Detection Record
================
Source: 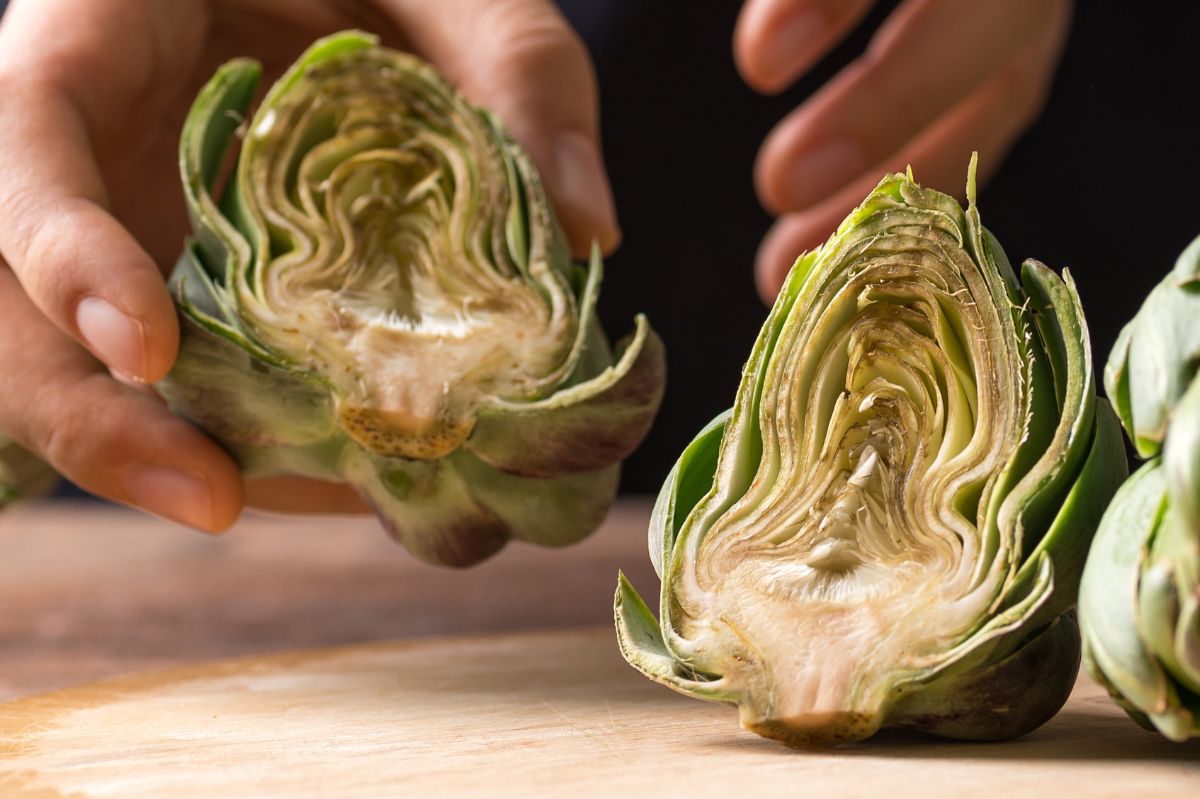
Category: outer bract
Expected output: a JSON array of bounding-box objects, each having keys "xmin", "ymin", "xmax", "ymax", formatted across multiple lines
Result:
[
  {"xmin": 0, "ymin": 437, "xmax": 56, "ymax": 510},
  {"xmin": 615, "ymin": 159, "xmax": 1126, "ymax": 747},
  {"xmin": 1080, "ymin": 236, "xmax": 1200, "ymax": 741},
  {"xmin": 159, "ymin": 31, "xmax": 664, "ymax": 566}
]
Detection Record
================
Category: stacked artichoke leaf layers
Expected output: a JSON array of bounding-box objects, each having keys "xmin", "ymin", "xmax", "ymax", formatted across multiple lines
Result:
[
  {"xmin": 1080, "ymin": 235, "xmax": 1200, "ymax": 741},
  {"xmin": 161, "ymin": 31, "xmax": 664, "ymax": 565},
  {"xmin": 616, "ymin": 160, "xmax": 1127, "ymax": 746}
]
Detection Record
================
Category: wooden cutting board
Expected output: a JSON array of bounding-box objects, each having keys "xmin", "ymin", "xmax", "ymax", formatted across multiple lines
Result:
[{"xmin": 0, "ymin": 628, "xmax": 1196, "ymax": 799}]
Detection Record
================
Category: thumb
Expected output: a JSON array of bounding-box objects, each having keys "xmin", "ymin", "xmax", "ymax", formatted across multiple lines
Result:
[{"xmin": 381, "ymin": 0, "xmax": 619, "ymax": 256}]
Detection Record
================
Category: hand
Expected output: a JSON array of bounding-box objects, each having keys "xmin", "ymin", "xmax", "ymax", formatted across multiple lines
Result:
[
  {"xmin": 735, "ymin": 0, "xmax": 1071, "ymax": 301},
  {"xmin": 0, "ymin": 0, "xmax": 617, "ymax": 532}
]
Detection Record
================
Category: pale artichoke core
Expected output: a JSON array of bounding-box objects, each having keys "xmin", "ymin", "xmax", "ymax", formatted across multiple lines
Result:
[
  {"xmin": 235, "ymin": 56, "xmax": 575, "ymax": 459},
  {"xmin": 678, "ymin": 250, "xmax": 1019, "ymax": 736}
]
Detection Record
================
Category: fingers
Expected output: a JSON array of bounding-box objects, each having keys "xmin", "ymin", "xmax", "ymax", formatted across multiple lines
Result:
[
  {"xmin": 379, "ymin": 0, "xmax": 619, "ymax": 257},
  {"xmin": 0, "ymin": 269, "xmax": 244, "ymax": 532},
  {"xmin": 755, "ymin": 0, "xmax": 1070, "ymax": 215},
  {"xmin": 0, "ymin": 83, "xmax": 178, "ymax": 381},
  {"xmin": 0, "ymin": 0, "xmax": 196, "ymax": 381},
  {"xmin": 754, "ymin": 38, "xmax": 1062, "ymax": 301},
  {"xmin": 735, "ymin": 0, "xmax": 875, "ymax": 94}
]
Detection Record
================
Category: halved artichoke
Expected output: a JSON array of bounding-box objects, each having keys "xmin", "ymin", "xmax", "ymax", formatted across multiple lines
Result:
[
  {"xmin": 159, "ymin": 31, "xmax": 663, "ymax": 565},
  {"xmin": 615, "ymin": 159, "xmax": 1127, "ymax": 746},
  {"xmin": 1080, "ymin": 236, "xmax": 1200, "ymax": 741}
]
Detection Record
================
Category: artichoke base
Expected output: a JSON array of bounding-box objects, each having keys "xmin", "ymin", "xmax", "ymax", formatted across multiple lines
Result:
[
  {"xmin": 338, "ymin": 403, "xmax": 474, "ymax": 460},
  {"xmin": 742, "ymin": 710, "xmax": 881, "ymax": 749}
]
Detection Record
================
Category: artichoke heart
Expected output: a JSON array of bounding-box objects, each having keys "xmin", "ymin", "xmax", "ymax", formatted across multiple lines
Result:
[
  {"xmin": 616, "ymin": 158, "xmax": 1126, "ymax": 746},
  {"xmin": 1080, "ymin": 235, "xmax": 1200, "ymax": 741},
  {"xmin": 159, "ymin": 31, "xmax": 664, "ymax": 566}
]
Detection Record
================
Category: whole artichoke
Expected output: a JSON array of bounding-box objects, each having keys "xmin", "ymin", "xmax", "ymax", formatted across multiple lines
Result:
[
  {"xmin": 1080, "ymin": 236, "xmax": 1200, "ymax": 741},
  {"xmin": 160, "ymin": 31, "xmax": 663, "ymax": 565},
  {"xmin": 615, "ymin": 159, "xmax": 1126, "ymax": 746}
]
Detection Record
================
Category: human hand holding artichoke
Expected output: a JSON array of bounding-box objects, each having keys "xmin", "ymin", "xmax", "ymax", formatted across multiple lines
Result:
[
  {"xmin": 0, "ymin": 0, "xmax": 617, "ymax": 532},
  {"xmin": 616, "ymin": 158, "xmax": 1126, "ymax": 746},
  {"xmin": 152, "ymin": 31, "xmax": 662, "ymax": 565}
]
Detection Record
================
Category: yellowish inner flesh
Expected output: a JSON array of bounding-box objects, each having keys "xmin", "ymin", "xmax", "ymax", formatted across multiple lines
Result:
[
  {"xmin": 679, "ymin": 254, "xmax": 1017, "ymax": 729},
  {"xmin": 236, "ymin": 58, "xmax": 574, "ymax": 457}
]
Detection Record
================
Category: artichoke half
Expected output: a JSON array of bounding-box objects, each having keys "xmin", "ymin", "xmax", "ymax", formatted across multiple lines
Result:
[
  {"xmin": 160, "ymin": 31, "xmax": 663, "ymax": 565},
  {"xmin": 615, "ymin": 159, "xmax": 1127, "ymax": 746},
  {"xmin": 1080, "ymin": 236, "xmax": 1200, "ymax": 740}
]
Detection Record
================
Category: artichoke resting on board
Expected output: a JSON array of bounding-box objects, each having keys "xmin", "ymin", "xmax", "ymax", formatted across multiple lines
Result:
[
  {"xmin": 159, "ymin": 31, "xmax": 663, "ymax": 565},
  {"xmin": 616, "ymin": 158, "xmax": 1126, "ymax": 746},
  {"xmin": 1080, "ymin": 236, "xmax": 1200, "ymax": 741}
]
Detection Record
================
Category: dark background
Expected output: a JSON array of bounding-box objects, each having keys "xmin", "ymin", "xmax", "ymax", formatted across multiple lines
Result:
[
  {"xmin": 3, "ymin": 1, "xmax": 1198, "ymax": 496},
  {"xmin": 558, "ymin": 1, "xmax": 1200, "ymax": 492}
]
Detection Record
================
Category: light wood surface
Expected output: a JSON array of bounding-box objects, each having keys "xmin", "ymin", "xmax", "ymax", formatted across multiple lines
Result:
[
  {"xmin": 0, "ymin": 500, "xmax": 656, "ymax": 699},
  {"xmin": 1, "ymin": 628, "xmax": 1198, "ymax": 799},
  {"xmin": 1, "ymin": 502, "xmax": 1197, "ymax": 798}
]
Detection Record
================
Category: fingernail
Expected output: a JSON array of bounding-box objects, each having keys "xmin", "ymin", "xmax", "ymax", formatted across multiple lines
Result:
[
  {"xmin": 552, "ymin": 131, "xmax": 620, "ymax": 249},
  {"xmin": 76, "ymin": 297, "xmax": 147, "ymax": 381},
  {"xmin": 786, "ymin": 140, "xmax": 868, "ymax": 209},
  {"xmin": 121, "ymin": 464, "xmax": 216, "ymax": 532},
  {"xmin": 758, "ymin": 10, "xmax": 826, "ymax": 88}
]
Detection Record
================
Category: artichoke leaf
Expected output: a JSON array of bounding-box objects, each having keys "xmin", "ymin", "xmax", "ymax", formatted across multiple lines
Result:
[
  {"xmin": 159, "ymin": 31, "xmax": 662, "ymax": 565},
  {"xmin": 1080, "ymin": 233, "xmax": 1200, "ymax": 740},
  {"xmin": 617, "ymin": 158, "xmax": 1122, "ymax": 746},
  {"xmin": 1080, "ymin": 461, "xmax": 1197, "ymax": 740},
  {"xmin": 1106, "ymin": 235, "xmax": 1200, "ymax": 456},
  {"xmin": 0, "ymin": 437, "xmax": 57, "ymax": 509},
  {"xmin": 889, "ymin": 612, "xmax": 1081, "ymax": 741},
  {"xmin": 648, "ymin": 410, "xmax": 732, "ymax": 578},
  {"xmin": 614, "ymin": 572, "xmax": 738, "ymax": 704}
]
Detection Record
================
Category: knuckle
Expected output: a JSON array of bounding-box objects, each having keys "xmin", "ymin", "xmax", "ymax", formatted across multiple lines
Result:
[
  {"xmin": 480, "ymin": 2, "xmax": 590, "ymax": 81},
  {"xmin": 8, "ymin": 195, "xmax": 88, "ymax": 310},
  {"xmin": 29, "ymin": 373, "xmax": 109, "ymax": 479}
]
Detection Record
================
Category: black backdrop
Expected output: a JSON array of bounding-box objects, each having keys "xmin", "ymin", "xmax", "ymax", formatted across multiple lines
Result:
[
  {"xmin": 561, "ymin": 1, "xmax": 1200, "ymax": 492},
  {"xmin": 3, "ymin": 1, "xmax": 1197, "ymax": 495}
]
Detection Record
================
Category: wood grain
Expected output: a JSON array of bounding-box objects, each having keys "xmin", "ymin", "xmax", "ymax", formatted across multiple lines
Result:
[
  {"xmin": 1, "ymin": 502, "xmax": 1197, "ymax": 798},
  {"xmin": 1, "ymin": 628, "xmax": 1197, "ymax": 799},
  {"xmin": 0, "ymin": 500, "xmax": 656, "ymax": 699}
]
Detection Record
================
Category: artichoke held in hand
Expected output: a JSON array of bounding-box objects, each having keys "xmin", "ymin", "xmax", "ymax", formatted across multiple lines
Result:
[{"xmin": 160, "ymin": 31, "xmax": 663, "ymax": 565}]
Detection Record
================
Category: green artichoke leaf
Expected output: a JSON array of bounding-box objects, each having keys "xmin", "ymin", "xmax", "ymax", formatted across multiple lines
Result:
[
  {"xmin": 1152, "ymin": 374, "xmax": 1200, "ymax": 698},
  {"xmin": 1080, "ymin": 461, "xmax": 1199, "ymax": 741},
  {"xmin": 0, "ymin": 436, "xmax": 57, "ymax": 509},
  {"xmin": 616, "ymin": 157, "xmax": 1124, "ymax": 746},
  {"xmin": 1104, "ymin": 235, "xmax": 1200, "ymax": 457},
  {"xmin": 615, "ymin": 411, "xmax": 732, "ymax": 703},
  {"xmin": 1080, "ymin": 234, "xmax": 1200, "ymax": 741},
  {"xmin": 648, "ymin": 410, "xmax": 732, "ymax": 577},
  {"xmin": 158, "ymin": 31, "xmax": 663, "ymax": 565}
]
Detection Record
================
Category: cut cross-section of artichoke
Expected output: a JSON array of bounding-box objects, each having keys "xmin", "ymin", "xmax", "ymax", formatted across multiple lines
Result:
[
  {"xmin": 159, "ymin": 31, "xmax": 664, "ymax": 566},
  {"xmin": 616, "ymin": 158, "xmax": 1126, "ymax": 746}
]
